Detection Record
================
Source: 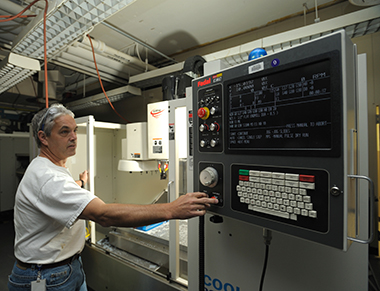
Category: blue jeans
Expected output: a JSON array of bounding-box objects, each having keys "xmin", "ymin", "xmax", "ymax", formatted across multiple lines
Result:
[{"xmin": 8, "ymin": 257, "xmax": 87, "ymax": 291}]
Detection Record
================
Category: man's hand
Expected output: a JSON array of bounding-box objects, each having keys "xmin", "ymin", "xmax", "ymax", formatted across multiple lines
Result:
[
  {"xmin": 76, "ymin": 170, "xmax": 88, "ymax": 188},
  {"xmin": 169, "ymin": 192, "xmax": 218, "ymax": 219}
]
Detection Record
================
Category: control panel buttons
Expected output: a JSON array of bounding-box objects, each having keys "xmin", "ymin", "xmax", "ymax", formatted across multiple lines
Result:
[
  {"xmin": 197, "ymin": 107, "xmax": 210, "ymax": 120},
  {"xmin": 210, "ymin": 139, "xmax": 219, "ymax": 147},
  {"xmin": 199, "ymin": 124, "xmax": 209, "ymax": 132},
  {"xmin": 210, "ymin": 107, "xmax": 218, "ymax": 115},
  {"xmin": 200, "ymin": 167, "xmax": 219, "ymax": 188},
  {"xmin": 209, "ymin": 122, "xmax": 220, "ymax": 132},
  {"xmin": 200, "ymin": 140, "xmax": 208, "ymax": 147}
]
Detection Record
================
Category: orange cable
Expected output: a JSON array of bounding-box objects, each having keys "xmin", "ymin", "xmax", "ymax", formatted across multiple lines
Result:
[
  {"xmin": 86, "ymin": 34, "xmax": 129, "ymax": 123},
  {"xmin": 43, "ymin": 0, "xmax": 48, "ymax": 108},
  {"xmin": 0, "ymin": 0, "xmax": 40, "ymax": 22},
  {"xmin": 0, "ymin": 0, "xmax": 49, "ymax": 108},
  {"xmin": 0, "ymin": 15, "xmax": 36, "ymax": 18}
]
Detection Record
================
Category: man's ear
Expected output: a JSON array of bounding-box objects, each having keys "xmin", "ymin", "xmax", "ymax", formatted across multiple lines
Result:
[{"xmin": 38, "ymin": 131, "xmax": 48, "ymax": 146}]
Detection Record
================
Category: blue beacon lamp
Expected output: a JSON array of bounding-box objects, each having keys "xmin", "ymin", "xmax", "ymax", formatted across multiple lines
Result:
[{"xmin": 248, "ymin": 48, "xmax": 267, "ymax": 60}]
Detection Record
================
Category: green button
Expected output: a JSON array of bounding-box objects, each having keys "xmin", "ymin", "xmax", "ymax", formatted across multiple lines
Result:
[{"xmin": 239, "ymin": 169, "xmax": 249, "ymax": 175}]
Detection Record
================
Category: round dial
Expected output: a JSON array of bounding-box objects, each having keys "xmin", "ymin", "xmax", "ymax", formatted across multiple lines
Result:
[{"xmin": 199, "ymin": 167, "xmax": 219, "ymax": 188}]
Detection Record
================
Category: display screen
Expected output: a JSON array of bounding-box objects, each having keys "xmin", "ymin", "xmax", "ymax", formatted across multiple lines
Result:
[{"xmin": 226, "ymin": 58, "xmax": 336, "ymax": 153}]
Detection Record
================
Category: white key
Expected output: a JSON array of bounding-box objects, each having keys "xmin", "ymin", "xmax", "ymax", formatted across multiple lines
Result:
[
  {"xmin": 285, "ymin": 187, "xmax": 292, "ymax": 193},
  {"xmin": 305, "ymin": 203, "xmax": 313, "ymax": 210},
  {"xmin": 287, "ymin": 206, "xmax": 293, "ymax": 213},
  {"xmin": 253, "ymin": 206, "xmax": 290, "ymax": 219},
  {"xmin": 299, "ymin": 182, "xmax": 315, "ymax": 190},
  {"xmin": 271, "ymin": 197, "xmax": 277, "ymax": 203},
  {"xmin": 239, "ymin": 181, "xmax": 244, "ymax": 186},
  {"xmin": 285, "ymin": 173, "xmax": 299, "ymax": 181},
  {"xmin": 288, "ymin": 194, "xmax": 295, "ymax": 200},
  {"xmin": 292, "ymin": 188, "xmax": 299, "ymax": 194},
  {"xmin": 273, "ymin": 204, "xmax": 280, "ymax": 210},
  {"xmin": 297, "ymin": 202, "xmax": 305, "ymax": 208},
  {"xmin": 236, "ymin": 185, "xmax": 241, "ymax": 191},
  {"xmin": 296, "ymin": 195, "xmax": 303, "ymax": 201},
  {"xmin": 249, "ymin": 177, "xmax": 260, "ymax": 183},
  {"xmin": 240, "ymin": 197, "xmax": 245, "ymax": 203},
  {"xmin": 309, "ymin": 210, "xmax": 317, "ymax": 218},
  {"xmin": 301, "ymin": 209, "xmax": 308, "ymax": 216},
  {"xmin": 290, "ymin": 214, "xmax": 297, "ymax": 220},
  {"xmin": 280, "ymin": 205, "xmax": 286, "ymax": 212},
  {"xmin": 260, "ymin": 178, "xmax": 272, "ymax": 184},
  {"xmin": 275, "ymin": 192, "xmax": 282, "ymax": 198},
  {"xmin": 250, "ymin": 170, "xmax": 260, "ymax": 176},
  {"xmin": 272, "ymin": 172, "xmax": 285, "ymax": 179},
  {"xmin": 272, "ymin": 179, "xmax": 285, "ymax": 186},
  {"xmin": 260, "ymin": 171, "xmax": 272, "ymax": 178},
  {"xmin": 286, "ymin": 180, "xmax": 299, "ymax": 187},
  {"xmin": 294, "ymin": 208, "xmax": 301, "ymax": 215},
  {"xmin": 267, "ymin": 203, "xmax": 273, "ymax": 209},
  {"xmin": 261, "ymin": 201, "xmax": 267, "ymax": 208},
  {"xmin": 290, "ymin": 201, "xmax": 297, "ymax": 207},
  {"xmin": 282, "ymin": 193, "xmax": 288, "ymax": 199},
  {"xmin": 303, "ymin": 196, "xmax": 311, "ymax": 203},
  {"xmin": 300, "ymin": 189, "xmax": 307, "ymax": 195},
  {"xmin": 245, "ymin": 198, "xmax": 250, "ymax": 204},
  {"xmin": 283, "ymin": 199, "xmax": 290, "ymax": 206}
]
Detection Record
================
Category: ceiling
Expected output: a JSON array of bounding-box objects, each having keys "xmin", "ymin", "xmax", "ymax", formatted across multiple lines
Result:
[{"xmin": 0, "ymin": 0, "xmax": 377, "ymax": 114}]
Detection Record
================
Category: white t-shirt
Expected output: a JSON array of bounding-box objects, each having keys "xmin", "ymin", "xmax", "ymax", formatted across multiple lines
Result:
[{"xmin": 14, "ymin": 156, "xmax": 96, "ymax": 264}]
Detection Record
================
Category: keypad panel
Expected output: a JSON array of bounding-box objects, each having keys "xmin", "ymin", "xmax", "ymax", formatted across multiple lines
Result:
[{"xmin": 231, "ymin": 164, "xmax": 329, "ymax": 232}]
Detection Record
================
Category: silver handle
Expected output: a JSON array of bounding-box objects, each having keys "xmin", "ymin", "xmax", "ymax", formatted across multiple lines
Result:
[{"xmin": 347, "ymin": 174, "xmax": 374, "ymax": 244}]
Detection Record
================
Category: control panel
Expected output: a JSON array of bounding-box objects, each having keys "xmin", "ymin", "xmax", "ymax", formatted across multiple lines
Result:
[
  {"xmin": 192, "ymin": 31, "xmax": 358, "ymax": 250},
  {"xmin": 197, "ymin": 85, "xmax": 223, "ymax": 152}
]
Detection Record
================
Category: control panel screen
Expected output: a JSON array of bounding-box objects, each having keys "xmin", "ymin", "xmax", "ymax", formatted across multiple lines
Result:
[{"xmin": 226, "ymin": 56, "xmax": 339, "ymax": 155}]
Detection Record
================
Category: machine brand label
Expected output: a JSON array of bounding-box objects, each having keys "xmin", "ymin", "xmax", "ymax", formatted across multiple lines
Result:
[
  {"xmin": 150, "ymin": 108, "xmax": 165, "ymax": 119},
  {"xmin": 198, "ymin": 78, "xmax": 211, "ymax": 87}
]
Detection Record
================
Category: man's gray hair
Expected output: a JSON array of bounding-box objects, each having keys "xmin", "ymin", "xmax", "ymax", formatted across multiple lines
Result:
[{"xmin": 31, "ymin": 104, "xmax": 75, "ymax": 148}]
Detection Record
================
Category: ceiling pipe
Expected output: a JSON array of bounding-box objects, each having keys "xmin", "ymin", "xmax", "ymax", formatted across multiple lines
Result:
[
  {"xmin": 57, "ymin": 51, "xmax": 131, "ymax": 80},
  {"xmin": 65, "ymin": 46, "xmax": 142, "ymax": 76},
  {"xmin": 102, "ymin": 21, "xmax": 178, "ymax": 64},
  {"xmin": 77, "ymin": 36, "xmax": 157, "ymax": 72},
  {"xmin": 52, "ymin": 57, "xmax": 126, "ymax": 84}
]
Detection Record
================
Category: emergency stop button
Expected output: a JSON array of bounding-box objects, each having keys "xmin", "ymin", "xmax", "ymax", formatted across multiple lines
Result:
[{"xmin": 197, "ymin": 107, "xmax": 210, "ymax": 120}]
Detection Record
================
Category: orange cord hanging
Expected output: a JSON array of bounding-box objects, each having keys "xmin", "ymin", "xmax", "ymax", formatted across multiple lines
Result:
[
  {"xmin": 0, "ymin": 0, "xmax": 49, "ymax": 108},
  {"xmin": 87, "ymin": 34, "xmax": 129, "ymax": 123}
]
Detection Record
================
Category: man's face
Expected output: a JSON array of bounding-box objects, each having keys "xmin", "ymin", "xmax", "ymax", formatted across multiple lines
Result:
[{"xmin": 45, "ymin": 114, "xmax": 78, "ymax": 161}]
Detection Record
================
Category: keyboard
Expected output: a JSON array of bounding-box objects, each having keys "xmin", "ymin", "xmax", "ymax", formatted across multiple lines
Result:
[{"xmin": 231, "ymin": 164, "xmax": 329, "ymax": 232}]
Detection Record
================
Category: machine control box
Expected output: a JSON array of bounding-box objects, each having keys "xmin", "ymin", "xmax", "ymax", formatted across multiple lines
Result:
[{"xmin": 193, "ymin": 31, "xmax": 357, "ymax": 250}]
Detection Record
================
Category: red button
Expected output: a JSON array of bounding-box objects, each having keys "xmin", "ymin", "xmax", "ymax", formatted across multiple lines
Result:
[
  {"xmin": 299, "ymin": 175, "xmax": 315, "ymax": 182},
  {"xmin": 239, "ymin": 175, "xmax": 249, "ymax": 181},
  {"xmin": 197, "ymin": 107, "xmax": 210, "ymax": 120}
]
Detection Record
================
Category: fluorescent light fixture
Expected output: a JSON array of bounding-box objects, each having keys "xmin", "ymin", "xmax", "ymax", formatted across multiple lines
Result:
[
  {"xmin": 0, "ymin": 52, "xmax": 40, "ymax": 94},
  {"xmin": 11, "ymin": 0, "xmax": 136, "ymax": 60},
  {"xmin": 66, "ymin": 84, "xmax": 141, "ymax": 111}
]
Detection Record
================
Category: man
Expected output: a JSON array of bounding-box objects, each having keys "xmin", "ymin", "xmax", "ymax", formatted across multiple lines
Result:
[{"xmin": 8, "ymin": 103, "xmax": 217, "ymax": 291}]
